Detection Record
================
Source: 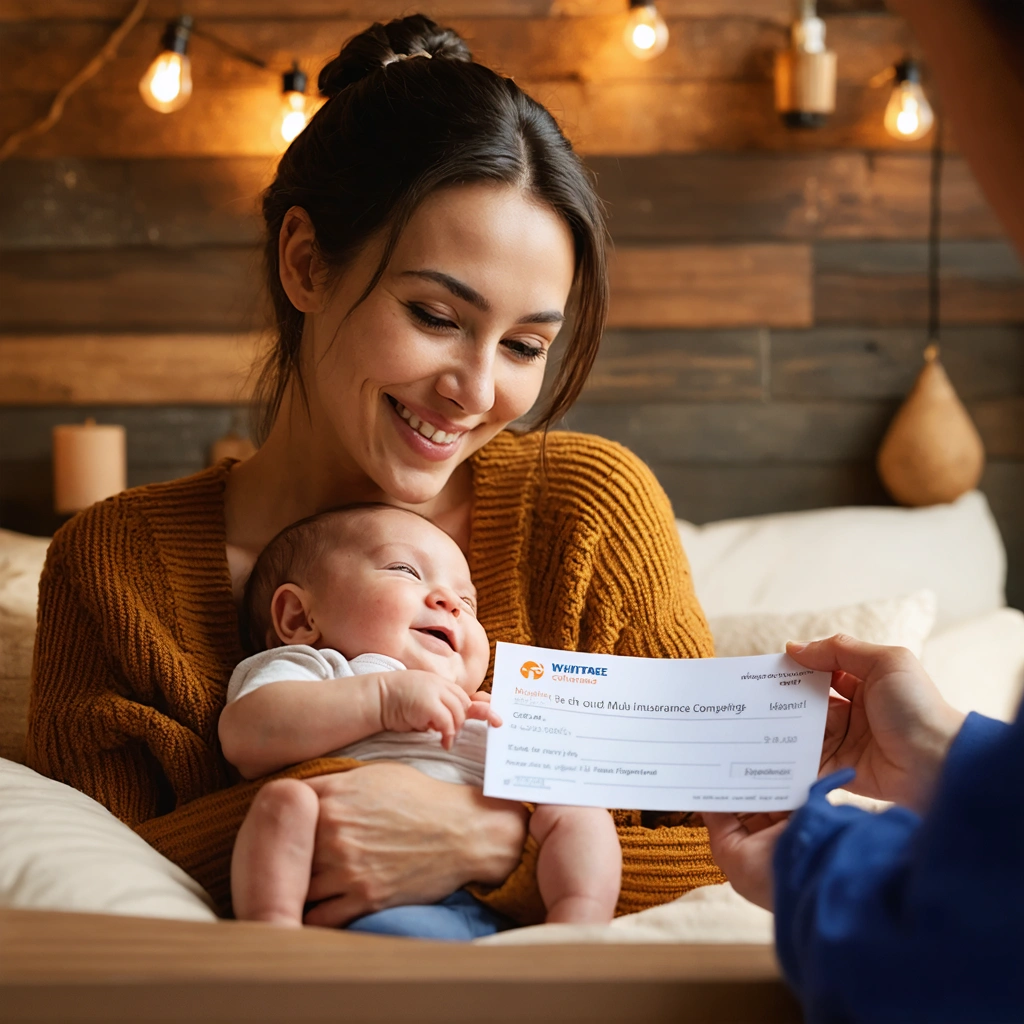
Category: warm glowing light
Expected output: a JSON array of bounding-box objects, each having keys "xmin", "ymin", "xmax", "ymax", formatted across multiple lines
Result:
[
  {"xmin": 632, "ymin": 23, "xmax": 656, "ymax": 50},
  {"xmin": 280, "ymin": 91, "xmax": 308, "ymax": 143},
  {"xmin": 140, "ymin": 51, "xmax": 192, "ymax": 112},
  {"xmin": 624, "ymin": 2, "xmax": 668, "ymax": 61},
  {"xmin": 884, "ymin": 63, "xmax": 934, "ymax": 141}
]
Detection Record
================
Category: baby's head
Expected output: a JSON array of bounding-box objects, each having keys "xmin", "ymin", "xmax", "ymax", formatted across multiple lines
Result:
[{"xmin": 242, "ymin": 504, "xmax": 489, "ymax": 694}]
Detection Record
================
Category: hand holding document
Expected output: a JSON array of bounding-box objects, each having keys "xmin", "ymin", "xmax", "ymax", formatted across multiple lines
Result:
[{"xmin": 483, "ymin": 643, "xmax": 831, "ymax": 813}]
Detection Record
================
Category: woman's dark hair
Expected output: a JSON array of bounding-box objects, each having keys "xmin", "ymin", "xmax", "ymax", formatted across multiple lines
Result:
[{"xmin": 254, "ymin": 14, "xmax": 608, "ymax": 442}]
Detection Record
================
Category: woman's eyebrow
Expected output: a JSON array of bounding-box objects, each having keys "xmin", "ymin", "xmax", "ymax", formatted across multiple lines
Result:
[{"xmin": 401, "ymin": 269, "xmax": 565, "ymax": 326}]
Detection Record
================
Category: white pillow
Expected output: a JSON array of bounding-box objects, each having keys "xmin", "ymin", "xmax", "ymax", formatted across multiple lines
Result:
[
  {"xmin": 923, "ymin": 608, "xmax": 1024, "ymax": 723},
  {"xmin": 0, "ymin": 528, "xmax": 49, "ymax": 620},
  {"xmin": 679, "ymin": 491, "xmax": 1005, "ymax": 630},
  {"xmin": 0, "ymin": 530, "xmax": 50, "ymax": 763},
  {"xmin": 478, "ymin": 882, "xmax": 772, "ymax": 946},
  {"xmin": 0, "ymin": 758, "xmax": 217, "ymax": 922},
  {"xmin": 709, "ymin": 591, "xmax": 938, "ymax": 660}
]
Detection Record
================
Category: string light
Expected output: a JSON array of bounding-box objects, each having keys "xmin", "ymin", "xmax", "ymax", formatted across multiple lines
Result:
[
  {"xmin": 139, "ymin": 16, "xmax": 193, "ymax": 113},
  {"xmin": 624, "ymin": 0, "xmax": 669, "ymax": 61},
  {"xmin": 883, "ymin": 59, "xmax": 935, "ymax": 141},
  {"xmin": 280, "ymin": 62, "xmax": 308, "ymax": 143}
]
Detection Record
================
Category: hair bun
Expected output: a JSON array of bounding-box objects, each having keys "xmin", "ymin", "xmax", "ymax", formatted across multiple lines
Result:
[{"xmin": 318, "ymin": 14, "xmax": 471, "ymax": 98}]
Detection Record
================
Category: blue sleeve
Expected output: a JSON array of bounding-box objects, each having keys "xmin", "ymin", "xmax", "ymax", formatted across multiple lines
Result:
[{"xmin": 773, "ymin": 711, "xmax": 1024, "ymax": 1024}]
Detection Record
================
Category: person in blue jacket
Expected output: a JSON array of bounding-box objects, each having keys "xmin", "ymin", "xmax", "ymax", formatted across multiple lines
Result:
[{"xmin": 705, "ymin": 634, "xmax": 1023, "ymax": 1024}]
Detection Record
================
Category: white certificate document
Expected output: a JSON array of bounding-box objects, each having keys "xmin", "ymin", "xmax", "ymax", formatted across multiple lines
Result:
[{"xmin": 483, "ymin": 642, "xmax": 831, "ymax": 812}]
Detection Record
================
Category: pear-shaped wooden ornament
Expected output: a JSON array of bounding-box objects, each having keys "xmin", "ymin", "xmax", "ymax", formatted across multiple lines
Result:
[{"xmin": 877, "ymin": 344, "xmax": 985, "ymax": 506}]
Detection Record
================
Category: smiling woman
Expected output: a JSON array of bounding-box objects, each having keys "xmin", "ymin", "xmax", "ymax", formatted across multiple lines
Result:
[
  {"xmin": 251, "ymin": 183, "xmax": 576, "ymax": 518},
  {"xmin": 26, "ymin": 13, "xmax": 721, "ymax": 937}
]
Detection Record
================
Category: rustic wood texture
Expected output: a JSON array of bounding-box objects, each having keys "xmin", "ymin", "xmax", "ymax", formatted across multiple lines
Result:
[
  {"xmin": 0, "ymin": 247, "xmax": 811, "ymax": 333},
  {"xmin": 0, "ymin": 909, "xmax": 799, "ymax": 1024},
  {"xmin": 584, "ymin": 329, "xmax": 763, "ymax": 401},
  {"xmin": 590, "ymin": 154, "xmax": 1002, "ymax": 242},
  {"xmin": 771, "ymin": 326, "xmax": 1024, "ymax": 400},
  {"xmin": 815, "ymin": 242, "xmax": 1024, "ymax": 325},
  {"xmin": 1, "ymin": 154, "xmax": 1002, "ymax": 251},
  {"xmin": 0, "ymin": 407, "xmax": 247, "ymax": 465},
  {"xmin": 655, "ymin": 462, "xmax": 891, "ymax": 523},
  {"xmin": 0, "ymin": 15, "xmax": 907, "ymax": 92},
  {"xmin": 607, "ymin": 246, "xmax": 812, "ymax": 328},
  {"xmin": 567, "ymin": 396, "xmax": 1016, "ymax": 464},
  {"xmin": 0, "ymin": 2, "xmax": 799, "ymax": 27},
  {"xmin": 0, "ymin": 11, "xmax": 928, "ymax": 158},
  {"xmin": 0, "ymin": 334, "xmax": 262, "ymax": 404},
  {"xmin": 0, "ymin": 248, "xmax": 264, "ymax": 331},
  {"xmin": 2, "ymin": 81, "xmax": 921, "ymax": 158},
  {"xmin": 0, "ymin": 1, "xmax": 1021, "ymax": 606}
]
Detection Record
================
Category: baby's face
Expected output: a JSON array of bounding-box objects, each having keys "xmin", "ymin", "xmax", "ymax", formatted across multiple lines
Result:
[{"xmin": 305, "ymin": 508, "xmax": 488, "ymax": 694}]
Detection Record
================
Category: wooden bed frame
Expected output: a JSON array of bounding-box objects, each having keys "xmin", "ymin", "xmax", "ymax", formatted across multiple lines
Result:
[{"xmin": 0, "ymin": 908, "xmax": 800, "ymax": 1023}]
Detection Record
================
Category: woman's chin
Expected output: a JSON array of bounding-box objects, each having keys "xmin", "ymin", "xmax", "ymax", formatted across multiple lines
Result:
[{"xmin": 375, "ymin": 464, "xmax": 455, "ymax": 508}]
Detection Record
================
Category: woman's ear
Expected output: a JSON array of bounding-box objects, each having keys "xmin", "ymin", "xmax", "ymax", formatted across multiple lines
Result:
[
  {"xmin": 278, "ymin": 206, "xmax": 325, "ymax": 314},
  {"xmin": 270, "ymin": 583, "xmax": 321, "ymax": 646}
]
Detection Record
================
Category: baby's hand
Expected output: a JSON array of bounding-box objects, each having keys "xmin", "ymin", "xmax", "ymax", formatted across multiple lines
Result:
[
  {"xmin": 377, "ymin": 671, "xmax": 502, "ymax": 750},
  {"xmin": 468, "ymin": 689, "xmax": 502, "ymax": 729}
]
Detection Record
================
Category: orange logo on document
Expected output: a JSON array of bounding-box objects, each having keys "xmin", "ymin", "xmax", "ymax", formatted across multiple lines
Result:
[{"xmin": 520, "ymin": 661, "xmax": 544, "ymax": 680}]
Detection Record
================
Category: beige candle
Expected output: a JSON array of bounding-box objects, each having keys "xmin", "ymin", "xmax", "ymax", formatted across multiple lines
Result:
[{"xmin": 52, "ymin": 418, "xmax": 127, "ymax": 514}]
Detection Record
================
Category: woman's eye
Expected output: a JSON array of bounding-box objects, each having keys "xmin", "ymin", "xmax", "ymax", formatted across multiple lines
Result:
[
  {"xmin": 504, "ymin": 339, "xmax": 546, "ymax": 362},
  {"xmin": 407, "ymin": 303, "xmax": 458, "ymax": 332}
]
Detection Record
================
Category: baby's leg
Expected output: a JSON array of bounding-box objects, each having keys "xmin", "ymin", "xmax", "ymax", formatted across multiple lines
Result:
[
  {"xmin": 530, "ymin": 805, "xmax": 622, "ymax": 925},
  {"xmin": 231, "ymin": 778, "xmax": 320, "ymax": 927}
]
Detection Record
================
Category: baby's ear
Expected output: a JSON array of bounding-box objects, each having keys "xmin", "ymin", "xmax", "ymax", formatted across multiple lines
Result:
[{"xmin": 270, "ymin": 583, "xmax": 320, "ymax": 646}]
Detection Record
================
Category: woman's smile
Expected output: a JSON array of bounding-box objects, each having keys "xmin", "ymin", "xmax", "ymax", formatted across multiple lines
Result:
[{"xmin": 386, "ymin": 394, "xmax": 468, "ymax": 462}]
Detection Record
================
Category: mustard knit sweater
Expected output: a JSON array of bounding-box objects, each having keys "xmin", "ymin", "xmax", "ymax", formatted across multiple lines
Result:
[{"xmin": 26, "ymin": 430, "xmax": 725, "ymax": 920}]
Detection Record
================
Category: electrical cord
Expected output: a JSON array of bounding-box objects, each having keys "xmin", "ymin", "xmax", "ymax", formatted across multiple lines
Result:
[{"xmin": 0, "ymin": 0, "xmax": 150, "ymax": 163}]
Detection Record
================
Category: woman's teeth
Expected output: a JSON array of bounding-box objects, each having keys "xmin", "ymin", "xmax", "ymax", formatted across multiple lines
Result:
[{"xmin": 394, "ymin": 401, "xmax": 458, "ymax": 445}]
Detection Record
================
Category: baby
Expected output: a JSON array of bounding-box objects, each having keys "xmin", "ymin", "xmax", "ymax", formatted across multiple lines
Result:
[{"xmin": 221, "ymin": 503, "xmax": 622, "ymax": 931}]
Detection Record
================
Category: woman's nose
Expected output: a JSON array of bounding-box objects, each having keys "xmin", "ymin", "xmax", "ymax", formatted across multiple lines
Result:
[{"xmin": 435, "ymin": 344, "xmax": 495, "ymax": 415}]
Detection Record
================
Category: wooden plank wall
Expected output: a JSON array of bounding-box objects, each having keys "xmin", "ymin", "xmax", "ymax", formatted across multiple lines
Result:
[{"xmin": 1, "ymin": 0, "xmax": 1023, "ymax": 607}]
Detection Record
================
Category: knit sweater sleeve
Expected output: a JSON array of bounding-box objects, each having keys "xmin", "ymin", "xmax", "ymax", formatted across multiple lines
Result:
[
  {"xmin": 25, "ymin": 496, "xmax": 361, "ymax": 914},
  {"xmin": 25, "ymin": 499, "xmax": 219, "ymax": 825}
]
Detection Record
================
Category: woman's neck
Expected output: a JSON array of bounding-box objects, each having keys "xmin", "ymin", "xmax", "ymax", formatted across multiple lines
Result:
[{"xmin": 223, "ymin": 387, "xmax": 474, "ymax": 557}]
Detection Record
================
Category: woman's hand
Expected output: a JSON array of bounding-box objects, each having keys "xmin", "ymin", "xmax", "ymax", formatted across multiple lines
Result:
[
  {"xmin": 704, "ymin": 811, "xmax": 790, "ymax": 911},
  {"xmin": 300, "ymin": 762, "xmax": 527, "ymax": 927},
  {"xmin": 791, "ymin": 635, "xmax": 966, "ymax": 814}
]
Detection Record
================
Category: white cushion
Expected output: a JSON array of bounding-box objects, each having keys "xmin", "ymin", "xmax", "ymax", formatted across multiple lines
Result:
[
  {"xmin": 923, "ymin": 608, "xmax": 1024, "ymax": 723},
  {"xmin": 0, "ymin": 530, "xmax": 49, "ymax": 763},
  {"xmin": 710, "ymin": 590, "xmax": 937, "ymax": 660},
  {"xmin": 678, "ymin": 491, "xmax": 1005, "ymax": 631},
  {"xmin": 477, "ymin": 882, "xmax": 773, "ymax": 946},
  {"xmin": 0, "ymin": 529, "xmax": 49, "ymax": 620},
  {"xmin": 0, "ymin": 757, "xmax": 217, "ymax": 922}
]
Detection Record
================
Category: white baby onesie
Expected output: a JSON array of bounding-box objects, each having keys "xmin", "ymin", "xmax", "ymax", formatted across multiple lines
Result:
[{"xmin": 226, "ymin": 645, "xmax": 486, "ymax": 786}]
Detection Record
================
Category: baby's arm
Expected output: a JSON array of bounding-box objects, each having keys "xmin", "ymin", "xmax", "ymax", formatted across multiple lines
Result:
[
  {"xmin": 219, "ymin": 672, "xmax": 390, "ymax": 780},
  {"xmin": 220, "ymin": 667, "xmax": 502, "ymax": 779}
]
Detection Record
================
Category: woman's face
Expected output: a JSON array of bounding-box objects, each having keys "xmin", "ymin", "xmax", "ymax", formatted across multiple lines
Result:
[{"xmin": 303, "ymin": 183, "xmax": 576, "ymax": 505}]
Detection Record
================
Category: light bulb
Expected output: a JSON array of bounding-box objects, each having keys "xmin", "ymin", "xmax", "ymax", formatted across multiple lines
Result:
[
  {"xmin": 139, "ymin": 17, "xmax": 193, "ymax": 113},
  {"xmin": 884, "ymin": 61, "xmax": 934, "ymax": 141},
  {"xmin": 140, "ymin": 52, "xmax": 192, "ymax": 112},
  {"xmin": 280, "ymin": 92, "xmax": 308, "ymax": 143},
  {"xmin": 279, "ymin": 63, "xmax": 309, "ymax": 144},
  {"xmin": 624, "ymin": 1, "xmax": 669, "ymax": 61}
]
